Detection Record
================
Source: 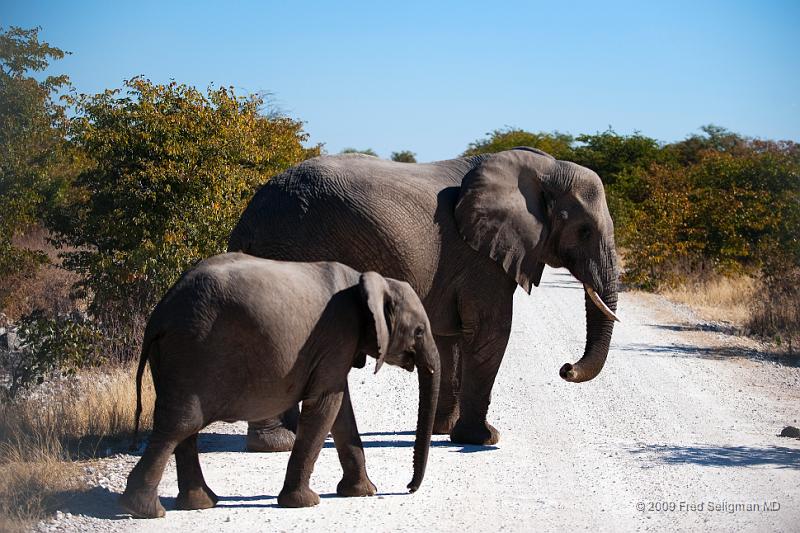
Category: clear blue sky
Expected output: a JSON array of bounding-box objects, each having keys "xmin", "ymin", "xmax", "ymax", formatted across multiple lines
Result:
[{"xmin": 3, "ymin": 0, "xmax": 798, "ymax": 161}]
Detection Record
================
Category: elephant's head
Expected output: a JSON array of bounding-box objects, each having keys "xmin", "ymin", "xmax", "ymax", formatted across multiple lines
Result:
[
  {"xmin": 455, "ymin": 148, "xmax": 619, "ymax": 383},
  {"xmin": 359, "ymin": 272, "xmax": 441, "ymax": 492}
]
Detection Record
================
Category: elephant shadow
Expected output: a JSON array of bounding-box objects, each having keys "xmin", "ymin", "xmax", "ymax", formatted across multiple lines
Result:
[
  {"xmin": 193, "ymin": 430, "xmax": 498, "ymax": 454},
  {"xmin": 213, "ymin": 491, "xmax": 408, "ymax": 510},
  {"xmin": 321, "ymin": 435, "xmax": 499, "ymax": 454},
  {"xmin": 44, "ymin": 485, "xmax": 361, "ymax": 518},
  {"xmin": 44, "ymin": 486, "xmax": 137, "ymax": 521}
]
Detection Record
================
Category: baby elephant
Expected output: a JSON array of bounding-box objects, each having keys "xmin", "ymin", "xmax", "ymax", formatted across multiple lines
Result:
[{"xmin": 119, "ymin": 253, "xmax": 441, "ymax": 518}]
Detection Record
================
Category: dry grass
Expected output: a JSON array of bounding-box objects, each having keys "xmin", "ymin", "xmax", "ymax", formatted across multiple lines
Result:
[
  {"xmin": 0, "ymin": 362, "xmax": 154, "ymax": 530},
  {"xmin": 661, "ymin": 274, "xmax": 757, "ymax": 327},
  {"xmin": 749, "ymin": 269, "xmax": 800, "ymax": 353},
  {"xmin": 0, "ymin": 453, "xmax": 83, "ymax": 532},
  {"xmin": 4, "ymin": 227, "xmax": 84, "ymax": 320},
  {"xmin": 660, "ymin": 272, "xmax": 798, "ymax": 360}
]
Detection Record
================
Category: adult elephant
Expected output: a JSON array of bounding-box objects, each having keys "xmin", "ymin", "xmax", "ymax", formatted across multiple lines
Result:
[{"xmin": 228, "ymin": 147, "xmax": 619, "ymax": 450}]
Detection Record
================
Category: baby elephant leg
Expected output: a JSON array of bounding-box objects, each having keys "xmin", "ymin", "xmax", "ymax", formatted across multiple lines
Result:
[
  {"xmin": 119, "ymin": 433, "xmax": 178, "ymax": 518},
  {"xmin": 332, "ymin": 384, "xmax": 376, "ymax": 497},
  {"xmin": 175, "ymin": 434, "xmax": 218, "ymax": 511},
  {"xmin": 277, "ymin": 392, "xmax": 343, "ymax": 508}
]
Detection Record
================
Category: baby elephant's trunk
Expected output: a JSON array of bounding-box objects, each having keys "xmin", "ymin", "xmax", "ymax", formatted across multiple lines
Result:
[{"xmin": 408, "ymin": 337, "xmax": 441, "ymax": 492}]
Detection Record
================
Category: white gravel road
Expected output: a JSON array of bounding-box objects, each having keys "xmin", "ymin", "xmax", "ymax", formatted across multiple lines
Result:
[{"xmin": 39, "ymin": 268, "xmax": 800, "ymax": 532}]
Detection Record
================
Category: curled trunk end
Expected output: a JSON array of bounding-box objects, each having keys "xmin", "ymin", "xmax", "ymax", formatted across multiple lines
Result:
[{"xmin": 560, "ymin": 285, "xmax": 618, "ymax": 383}]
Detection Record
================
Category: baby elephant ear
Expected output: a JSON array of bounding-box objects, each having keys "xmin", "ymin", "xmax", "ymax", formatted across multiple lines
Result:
[{"xmin": 359, "ymin": 272, "xmax": 390, "ymax": 373}]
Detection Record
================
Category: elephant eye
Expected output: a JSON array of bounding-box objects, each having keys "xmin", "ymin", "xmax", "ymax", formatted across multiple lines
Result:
[
  {"xmin": 414, "ymin": 325, "xmax": 425, "ymax": 338},
  {"xmin": 578, "ymin": 225, "xmax": 592, "ymax": 241}
]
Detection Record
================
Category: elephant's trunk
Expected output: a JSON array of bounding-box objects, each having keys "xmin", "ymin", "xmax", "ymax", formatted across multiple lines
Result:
[
  {"xmin": 408, "ymin": 337, "xmax": 441, "ymax": 492},
  {"xmin": 560, "ymin": 271, "xmax": 618, "ymax": 383}
]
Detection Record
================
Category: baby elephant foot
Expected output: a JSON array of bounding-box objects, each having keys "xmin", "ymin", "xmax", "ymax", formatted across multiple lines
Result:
[
  {"xmin": 337, "ymin": 476, "xmax": 377, "ymax": 497},
  {"xmin": 450, "ymin": 419, "xmax": 500, "ymax": 446},
  {"xmin": 175, "ymin": 485, "xmax": 219, "ymax": 511},
  {"xmin": 246, "ymin": 427, "xmax": 295, "ymax": 453},
  {"xmin": 277, "ymin": 486, "xmax": 320, "ymax": 508},
  {"xmin": 119, "ymin": 487, "xmax": 166, "ymax": 519}
]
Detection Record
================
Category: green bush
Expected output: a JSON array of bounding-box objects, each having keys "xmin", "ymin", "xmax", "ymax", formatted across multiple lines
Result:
[
  {"xmin": 4, "ymin": 313, "xmax": 104, "ymax": 399},
  {"xmin": 461, "ymin": 126, "xmax": 800, "ymax": 309},
  {"xmin": 49, "ymin": 77, "xmax": 319, "ymax": 355},
  {"xmin": 0, "ymin": 27, "xmax": 74, "ymax": 309},
  {"xmin": 462, "ymin": 127, "xmax": 575, "ymax": 160}
]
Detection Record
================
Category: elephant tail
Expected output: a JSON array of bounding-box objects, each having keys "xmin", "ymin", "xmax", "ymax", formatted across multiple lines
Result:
[{"xmin": 131, "ymin": 333, "xmax": 157, "ymax": 449}]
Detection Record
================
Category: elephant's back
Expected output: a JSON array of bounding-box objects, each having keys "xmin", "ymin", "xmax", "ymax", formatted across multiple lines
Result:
[
  {"xmin": 150, "ymin": 254, "xmax": 359, "ymax": 364},
  {"xmin": 229, "ymin": 155, "xmax": 481, "ymax": 296}
]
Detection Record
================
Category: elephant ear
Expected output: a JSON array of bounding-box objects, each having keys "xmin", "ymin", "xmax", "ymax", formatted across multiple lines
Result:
[
  {"xmin": 455, "ymin": 149, "xmax": 558, "ymax": 293},
  {"xmin": 359, "ymin": 272, "xmax": 391, "ymax": 373}
]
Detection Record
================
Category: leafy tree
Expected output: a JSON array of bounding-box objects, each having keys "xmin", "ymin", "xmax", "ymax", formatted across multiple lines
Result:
[
  {"xmin": 571, "ymin": 129, "xmax": 664, "ymax": 186},
  {"xmin": 462, "ymin": 127, "xmax": 574, "ymax": 160},
  {"xmin": 620, "ymin": 136, "xmax": 800, "ymax": 291},
  {"xmin": 391, "ymin": 150, "xmax": 417, "ymax": 163},
  {"xmin": 0, "ymin": 27, "xmax": 73, "ymax": 308},
  {"xmin": 340, "ymin": 147, "xmax": 378, "ymax": 156},
  {"xmin": 666, "ymin": 125, "xmax": 748, "ymax": 165},
  {"xmin": 54, "ymin": 77, "xmax": 319, "ymax": 344}
]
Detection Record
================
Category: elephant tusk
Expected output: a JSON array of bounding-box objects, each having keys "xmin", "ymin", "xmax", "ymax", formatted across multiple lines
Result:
[{"xmin": 584, "ymin": 284, "xmax": 620, "ymax": 322}]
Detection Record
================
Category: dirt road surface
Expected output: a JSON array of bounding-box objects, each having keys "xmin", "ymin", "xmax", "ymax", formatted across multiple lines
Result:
[{"xmin": 39, "ymin": 268, "xmax": 800, "ymax": 532}]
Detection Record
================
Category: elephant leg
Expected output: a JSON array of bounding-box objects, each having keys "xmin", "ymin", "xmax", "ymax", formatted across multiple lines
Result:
[
  {"xmin": 119, "ymin": 431, "xmax": 179, "ymax": 518},
  {"xmin": 432, "ymin": 335, "xmax": 461, "ymax": 435},
  {"xmin": 450, "ymin": 291, "xmax": 513, "ymax": 446},
  {"xmin": 246, "ymin": 404, "xmax": 300, "ymax": 452},
  {"xmin": 331, "ymin": 384, "xmax": 376, "ymax": 497},
  {"xmin": 277, "ymin": 392, "xmax": 344, "ymax": 508},
  {"xmin": 175, "ymin": 434, "xmax": 218, "ymax": 511}
]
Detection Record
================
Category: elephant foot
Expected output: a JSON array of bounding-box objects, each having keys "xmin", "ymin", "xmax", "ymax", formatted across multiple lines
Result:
[
  {"xmin": 336, "ymin": 476, "xmax": 377, "ymax": 497},
  {"xmin": 432, "ymin": 407, "xmax": 460, "ymax": 435},
  {"xmin": 175, "ymin": 485, "xmax": 219, "ymax": 511},
  {"xmin": 450, "ymin": 419, "xmax": 500, "ymax": 446},
  {"xmin": 119, "ymin": 487, "xmax": 166, "ymax": 519},
  {"xmin": 246, "ymin": 427, "xmax": 295, "ymax": 453},
  {"xmin": 277, "ymin": 486, "xmax": 320, "ymax": 508}
]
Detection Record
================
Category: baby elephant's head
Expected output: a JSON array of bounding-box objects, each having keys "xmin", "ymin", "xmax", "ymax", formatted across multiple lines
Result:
[
  {"xmin": 359, "ymin": 272, "xmax": 436, "ymax": 375},
  {"xmin": 358, "ymin": 271, "xmax": 441, "ymax": 493}
]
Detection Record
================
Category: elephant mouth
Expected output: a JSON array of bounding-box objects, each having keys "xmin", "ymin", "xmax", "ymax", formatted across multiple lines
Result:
[{"xmin": 402, "ymin": 352, "xmax": 416, "ymax": 372}]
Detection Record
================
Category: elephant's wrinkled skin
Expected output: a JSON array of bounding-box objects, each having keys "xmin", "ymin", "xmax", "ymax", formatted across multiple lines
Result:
[
  {"xmin": 230, "ymin": 147, "xmax": 619, "ymax": 449},
  {"xmin": 119, "ymin": 254, "xmax": 441, "ymax": 518}
]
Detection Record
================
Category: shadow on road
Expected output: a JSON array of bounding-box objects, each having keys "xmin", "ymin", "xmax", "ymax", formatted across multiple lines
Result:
[
  {"xmin": 48, "ymin": 486, "xmax": 134, "ymax": 521},
  {"xmin": 360, "ymin": 430, "xmax": 415, "ymax": 437},
  {"xmin": 193, "ymin": 430, "xmax": 499, "ymax": 454},
  {"xmin": 50, "ymin": 486, "xmax": 413, "ymax": 518},
  {"xmin": 650, "ymin": 322, "xmax": 741, "ymax": 335},
  {"xmin": 618, "ymin": 342, "xmax": 797, "ymax": 367},
  {"xmin": 197, "ymin": 431, "xmax": 246, "ymax": 453},
  {"xmin": 214, "ymin": 490, "xmax": 410, "ymax": 510},
  {"xmin": 322, "ymin": 439, "xmax": 498, "ymax": 453},
  {"xmin": 630, "ymin": 444, "xmax": 800, "ymax": 469}
]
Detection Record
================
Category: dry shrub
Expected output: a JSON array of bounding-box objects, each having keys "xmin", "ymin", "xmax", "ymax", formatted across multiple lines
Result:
[
  {"xmin": 749, "ymin": 268, "xmax": 800, "ymax": 354},
  {"xmin": 661, "ymin": 269, "xmax": 799, "ymax": 359},
  {"xmin": 0, "ymin": 362, "xmax": 154, "ymax": 528},
  {"xmin": 661, "ymin": 274, "xmax": 757, "ymax": 326},
  {"xmin": 0, "ymin": 452, "xmax": 81, "ymax": 532},
  {"xmin": 4, "ymin": 227, "xmax": 84, "ymax": 320}
]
